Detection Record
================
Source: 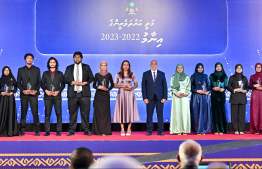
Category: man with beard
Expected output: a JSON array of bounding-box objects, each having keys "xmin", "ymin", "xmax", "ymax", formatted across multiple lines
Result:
[
  {"xmin": 64, "ymin": 51, "xmax": 94, "ymax": 136},
  {"xmin": 41, "ymin": 57, "xmax": 65, "ymax": 136},
  {"xmin": 17, "ymin": 53, "xmax": 41, "ymax": 136}
]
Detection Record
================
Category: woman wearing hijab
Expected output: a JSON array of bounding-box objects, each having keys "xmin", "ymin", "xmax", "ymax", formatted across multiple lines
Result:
[
  {"xmin": 209, "ymin": 62, "xmax": 228, "ymax": 135},
  {"xmin": 190, "ymin": 63, "xmax": 212, "ymax": 135},
  {"xmin": 91, "ymin": 61, "xmax": 114, "ymax": 135},
  {"xmin": 227, "ymin": 64, "xmax": 249, "ymax": 135},
  {"xmin": 250, "ymin": 63, "xmax": 262, "ymax": 135},
  {"xmin": 0, "ymin": 66, "xmax": 19, "ymax": 137},
  {"xmin": 170, "ymin": 64, "xmax": 191, "ymax": 135}
]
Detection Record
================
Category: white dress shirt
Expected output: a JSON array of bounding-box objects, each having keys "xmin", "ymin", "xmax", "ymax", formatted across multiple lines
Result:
[
  {"xmin": 74, "ymin": 63, "xmax": 83, "ymax": 92},
  {"xmin": 151, "ymin": 69, "xmax": 157, "ymax": 82}
]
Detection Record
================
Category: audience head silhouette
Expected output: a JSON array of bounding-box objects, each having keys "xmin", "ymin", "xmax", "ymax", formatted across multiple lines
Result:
[
  {"xmin": 177, "ymin": 139, "xmax": 203, "ymax": 169},
  {"xmin": 70, "ymin": 147, "xmax": 94, "ymax": 169}
]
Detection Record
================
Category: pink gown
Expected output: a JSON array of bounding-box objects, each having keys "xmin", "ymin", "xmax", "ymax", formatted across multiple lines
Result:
[{"xmin": 112, "ymin": 73, "xmax": 140, "ymax": 123}]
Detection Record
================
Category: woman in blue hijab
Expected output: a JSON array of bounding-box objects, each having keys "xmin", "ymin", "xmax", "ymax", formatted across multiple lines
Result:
[{"xmin": 190, "ymin": 63, "xmax": 212, "ymax": 135}]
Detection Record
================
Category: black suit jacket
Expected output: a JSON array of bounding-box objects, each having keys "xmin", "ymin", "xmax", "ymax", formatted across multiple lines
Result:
[
  {"xmin": 17, "ymin": 65, "xmax": 41, "ymax": 97},
  {"xmin": 41, "ymin": 70, "xmax": 65, "ymax": 100},
  {"xmin": 63, "ymin": 63, "xmax": 94, "ymax": 98},
  {"xmin": 227, "ymin": 75, "xmax": 249, "ymax": 104}
]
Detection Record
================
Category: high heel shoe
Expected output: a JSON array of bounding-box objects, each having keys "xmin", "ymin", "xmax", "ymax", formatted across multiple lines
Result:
[
  {"xmin": 121, "ymin": 129, "xmax": 125, "ymax": 136},
  {"xmin": 126, "ymin": 129, "xmax": 131, "ymax": 136}
]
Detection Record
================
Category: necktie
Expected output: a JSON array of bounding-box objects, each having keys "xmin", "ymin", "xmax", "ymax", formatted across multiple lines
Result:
[
  {"xmin": 153, "ymin": 72, "xmax": 156, "ymax": 94},
  {"xmin": 76, "ymin": 65, "xmax": 79, "ymax": 91}
]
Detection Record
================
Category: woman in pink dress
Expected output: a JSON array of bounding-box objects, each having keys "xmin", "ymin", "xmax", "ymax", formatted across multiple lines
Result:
[
  {"xmin": 113, "ymin": 60, "xmax": 140, "ymax": 136},
  {"xmin": 250, "ymin": 63, "xmax": 262, "ymax": 135}
]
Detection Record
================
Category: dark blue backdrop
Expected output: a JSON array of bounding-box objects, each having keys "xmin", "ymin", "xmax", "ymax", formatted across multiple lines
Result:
[{"xmin": 0, "ymin": 0, "xmax": 258, "ymax": 124}]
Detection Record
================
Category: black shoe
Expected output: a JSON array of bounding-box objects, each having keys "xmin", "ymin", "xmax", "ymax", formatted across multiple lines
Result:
[
  {"xmin": 44, "ymin": 132, "xmax": 50, "ymax": 136},
  {"xmin": 19, "ymin": 132, "xmax": 25, "ymax": 136},
  {"xmin": 84, "ymin": 131, "xmax": 91, "ymax": 136},
  {"xmin": 158, "ymin": 132, "xmax": 164, "ymax": 136},
  {"xmin": 146, "ymin": 132, "xmax": 152, "ymax": 136},
  {"xmin": 56, "ymin": 131, "xmax": 61, "ymax": 136},
  {"xmin": 35, "ymin": 132, "xmax": 40, "ymax": 136},
  {"xmin": 67, "ymin": 132, "xmax": 75, "ymax": 136}
]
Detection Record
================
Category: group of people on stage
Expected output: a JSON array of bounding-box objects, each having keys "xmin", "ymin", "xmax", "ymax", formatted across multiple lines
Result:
[{"xmin": 0, "ymin": 51, "xmax": 262, "ymax": 137}]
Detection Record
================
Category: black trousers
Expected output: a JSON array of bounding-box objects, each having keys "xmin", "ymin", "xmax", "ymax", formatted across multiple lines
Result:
[
  {"xmin": 231, "ymin": 104, "xmax": 246, "ymax": 132},
  {"xmin": 20, "ymin": 96, "xmax": 40, "ymax": 132},
  {"xmin": 44, "ymin": 98, "xmax": 62, "ymax": 132},
  {"xmin": 68, "ymin": 93, "xmax": 91, "ymax": 133},
  {"xmin": 146, "ymin": 94, "xmax": 164, "ymax": 133}
]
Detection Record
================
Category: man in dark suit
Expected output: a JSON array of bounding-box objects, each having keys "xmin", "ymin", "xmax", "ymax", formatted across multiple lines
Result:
[
  {"xmin": 17, "ymin": 53, "xmax": 41, "ymax": 136},
  {"xmin": 142, "ymin": 60, "xmax": 167, "ymax": 135},
  {"xmin": 64, "ymin": 51, "xmax": 94, "ymax": 136},
  {"xmin": 41, "ymin": 57, "xmax": 65, "ymax": 136}
]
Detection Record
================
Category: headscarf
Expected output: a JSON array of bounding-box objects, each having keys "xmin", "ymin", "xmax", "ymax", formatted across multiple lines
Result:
[
  {"xmin": 192, "ymin": 63, "xmax": 206, "ymax": 81},
  {"xmin": 99, "ymin": 61, "xmax": 109, "ymax": 76},
  {"xmin": 214, "ymin": 62, "xmax": 227, "ymax": 77},
  {"xmin": 233, "ymin": 64, "xmax": 243, "ymax": 81},
  {"xmin": 172, "ymin": 64, "xmax": 187, "ymax": 90},
  {"xmin": 253, "ymin": 63, "xmax": 262, "ymax": 80},
  {"xmin": 1, "ymin": 66, "xmax": 16, "ymax": 86}
]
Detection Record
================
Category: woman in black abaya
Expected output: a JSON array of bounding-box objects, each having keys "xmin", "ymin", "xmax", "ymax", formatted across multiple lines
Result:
[{"xmin": 0, "ymin": 66, "xmax": 19, "ymax": 137}]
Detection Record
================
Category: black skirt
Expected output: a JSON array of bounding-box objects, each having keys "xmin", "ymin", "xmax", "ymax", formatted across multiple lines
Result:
[
  {"xmin": 91, "ymin": 90, "xmax": 112, "ymax": 135},
  {"xmin": 0, "ymin": 95, "xmax": 19, "ymax": 137}
]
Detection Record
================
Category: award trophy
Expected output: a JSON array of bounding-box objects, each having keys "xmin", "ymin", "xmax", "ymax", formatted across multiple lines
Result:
[
  {"xmin": 257, "ymin": 78, "xmax": 261, "ymax": 86},
  {"xmin": 101, "ymin": 79, "xmax": 106, "ymax": 87},
  {"xmin": 27, "ymin": 82, "xmax": 32, "ymax": 92},
  {"xmin": 202, "ymin": 82, "xmax": 207, "ymax": 92},
  {"xmin": 217, "ymin": 80, "xmax": 221, "ymax": 89},
  {"xmin": 50, "ymin": 84, "xmax": 55, "ymax": 94},
  {"xmin": 4, "ymin": 84, "xmax": 10, "ymax": 93},
  {"xmin": 240, "ymin": 82, "xmax": 244, "ymax": 92}
]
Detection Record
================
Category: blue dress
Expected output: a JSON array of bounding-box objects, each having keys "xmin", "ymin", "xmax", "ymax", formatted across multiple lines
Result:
[{"xmin": 190, "ymin": 74, "xmax": 212, "ymax": 134}]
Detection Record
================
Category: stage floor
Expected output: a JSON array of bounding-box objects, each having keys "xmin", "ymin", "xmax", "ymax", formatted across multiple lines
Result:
[
  {"xmin": 0, "ymin": 132, "xmax": 262, "ymax": 168},
  {"xmin": 1, "ymin": 131, "xmax": 262, "ymax": 141}
]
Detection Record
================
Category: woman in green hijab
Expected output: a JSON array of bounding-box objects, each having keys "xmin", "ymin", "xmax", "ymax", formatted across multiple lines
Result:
[
  {"xmin": 170, "ymin": 64, "xmax": 191, "ymax": 135},
  {"xmin": 209, "ymin": 62, "xmax": 228, "ymax": 135}
]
